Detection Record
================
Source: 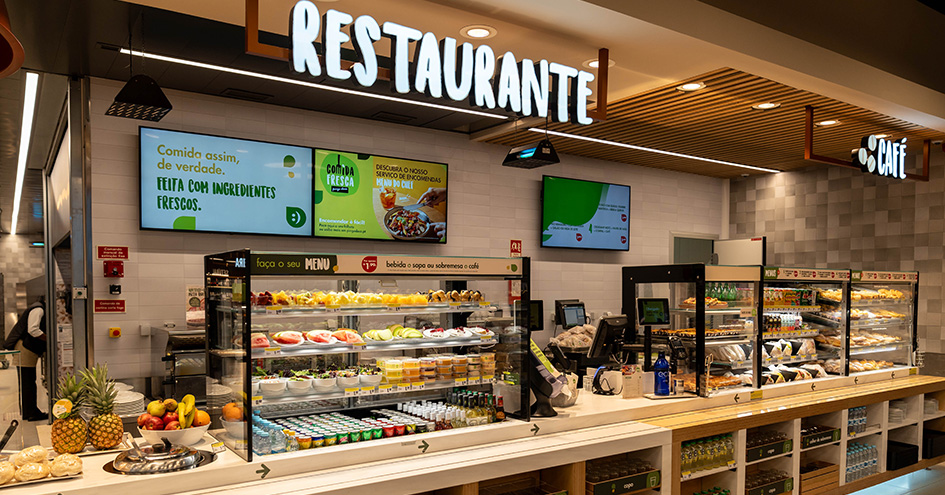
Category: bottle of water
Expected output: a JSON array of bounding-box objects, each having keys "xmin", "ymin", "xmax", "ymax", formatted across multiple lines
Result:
[
  {"xmin": 253, "ymin": 430, "xmax": 271, "ymax": 456},
  {"xmin": 654, "ymin": 351, "xmax": 671, "ymax": 396},
  {"xmin": 268, "ymin": 423, "xmax": 287, "ymax": 454}
]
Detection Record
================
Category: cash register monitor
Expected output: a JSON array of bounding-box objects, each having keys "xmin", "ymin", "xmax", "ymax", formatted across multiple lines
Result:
[
  {"xmin": 636, "ymin": 298, "xmax": 670, "ymax": 326},
  {"xmin": 586, "ymin": 315, "xmax": 630, "ymax": 359},
  {"xmin": 555, "ymin": 300, "xmax": 586, "ymax": 329}
]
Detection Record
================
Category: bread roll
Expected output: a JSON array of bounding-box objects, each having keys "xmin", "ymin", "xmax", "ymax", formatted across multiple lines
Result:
[
  {"xmin": 50, "ymin": 454, "xmax": 82, "ymax": 477},
  {"xmin": 0, "ymin": 461, "xmax": 14, "ymax": 485},
  {"xmin": 14, "ymin": 446, "xmax": 48, "ymax": 466},
  {"xmin": 14, "ymin": 461, "xmax": 49, "ymax": 482}
]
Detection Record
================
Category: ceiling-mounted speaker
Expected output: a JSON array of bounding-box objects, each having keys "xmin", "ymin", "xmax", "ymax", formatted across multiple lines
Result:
[
  {"xmin": 0, "ymin": 0, "xmax": 25, "ymax": 79},
  {"xmin": 105, "ymin": 74, "xmax": 173, "ymax": 121}
]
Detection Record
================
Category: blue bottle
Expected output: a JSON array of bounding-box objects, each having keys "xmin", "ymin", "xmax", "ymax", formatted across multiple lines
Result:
[{"xmin": 654, "ymin": 351, "xmax": 671, "ymax": 396}]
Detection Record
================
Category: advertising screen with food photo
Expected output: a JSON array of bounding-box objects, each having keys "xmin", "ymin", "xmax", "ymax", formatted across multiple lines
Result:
[
  {"xmin": 139, "ymin": 127, "xmax": 313, "ymax": 236},
  {"xmin": 313, "ymin": 149, "xmax": 448, "ymax": 243},
  {"xmin": 541, "ymin": 175, "xmax": 630, "ymax": 250}
]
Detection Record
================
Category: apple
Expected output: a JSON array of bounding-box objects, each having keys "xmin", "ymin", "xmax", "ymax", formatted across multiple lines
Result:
[
  {"xmin": 137, "ymin": 413, "xmax": 152, "ymax": 427},
  {"xmin": 163, "ymin": 411, "xmax": 179, "ymax": 423},
  {"xmin": 147, "ymin": 400, "xmax": 166, "ymax": 417},
  {"xmin": 164, "ymin": 421, "xmax": 181, "ymax": 430},
  {"xmin": 162, "ymin": 398, "xmax": 178, "ymax": 412},
  {"xmin": 144, "ymin": 416, "xmax": 164, "ymax": 430}
]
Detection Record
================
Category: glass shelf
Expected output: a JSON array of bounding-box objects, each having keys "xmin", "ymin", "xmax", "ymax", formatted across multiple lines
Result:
[
  {"xmin": 257, "ymin": 377, "xmax": 497, "ymax": 405},
  {"xmin": 246, "ymin": 337, "xmax": 499, "ymax": 358},
  {"xmin": 251, "ymin": 302, "xmax": 501, "ymax": 319}
]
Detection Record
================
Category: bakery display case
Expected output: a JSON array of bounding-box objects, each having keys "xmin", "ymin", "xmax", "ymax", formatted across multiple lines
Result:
[
  {"xmin": 205, "ymin": 250, "xmax": 530, "ymax": 461},
  {"xmin": 839, "ymin": 270, "xmax": 918, "ymax": 374},
  {"xmin": 622, "ymin": 264, "xmax": 763, "ymax": 397},
  {"xmin": 758, "ymin": 267, "xmax": 852, "ymax": 388}
]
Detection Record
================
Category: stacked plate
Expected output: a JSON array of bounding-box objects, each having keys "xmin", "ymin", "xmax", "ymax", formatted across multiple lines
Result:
[
  {"xmin": 206, "ymin": 384, "xmax": 234, "ymax": 410},
  {"xmin": 114, "ymin": 390, "xmax": 145, "ymax": 418}
]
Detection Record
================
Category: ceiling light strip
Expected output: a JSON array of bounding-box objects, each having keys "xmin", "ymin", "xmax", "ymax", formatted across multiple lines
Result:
[
  {"xmin": 119, "ymin": 49, "xmax": 507, "ymax": 120},
  {"xmin": 529, "ymin": 128, "xmax": 781, "ymax": 173},
  {"xmin": 10, "ymin": 72, "xmax": 40, "ymax": 235}
]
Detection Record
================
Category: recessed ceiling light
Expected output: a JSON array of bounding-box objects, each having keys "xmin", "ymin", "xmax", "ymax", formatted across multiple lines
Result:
[
  {"xmin": 816, "ymin": 119, "xmax": 841, "ymax": 126},
  {"xmin": 676, "ymin": 82, "xmax": 705, "ymax": 92},
  {"xmin": 874, "ymin": 134, "xmax": 888, "ymax": 138},
  {"xmin": 461, "ymin": 25, "xmax": 496, "ymax": 39},
  {"xmin": 583, "ymin": 58, "xmax": 616, "ymax": 69},
  {"xmin": 751, "ymin": 102, "xmax": 781, "ymax": 110}
]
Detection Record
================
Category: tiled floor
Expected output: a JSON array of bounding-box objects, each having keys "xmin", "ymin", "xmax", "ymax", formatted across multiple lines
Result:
[{"xmin": 852, "ymin": 465, "xmax": 945, "ymax": 495}]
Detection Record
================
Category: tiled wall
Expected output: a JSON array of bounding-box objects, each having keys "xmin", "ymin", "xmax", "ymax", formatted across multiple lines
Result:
[
  {"xmin": 730, "ymin": 151, "xmax": 945, "ymax": 352},
  {"xmin": 0, "ymin": 236, "xmax": 45, "ymax": 335},
  {"xmin": 89, "ymin": 78, "xmax": 724, "ymax": 379}
]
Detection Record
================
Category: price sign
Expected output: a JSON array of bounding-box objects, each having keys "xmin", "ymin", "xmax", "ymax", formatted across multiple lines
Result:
[
  {"xmin": 448, "ymin": 302, "xmax": 462, "ymax": 308},
  {"xmin": 377, "ymin": 384, "xmax": 394, "ymax": 394},
  {"xmin": 681, "ymin": 471, "xmax": 692, "ymax": 480},
  {"xmin": 454, "ymin": 378, "xmax": 467, "ymax": 386},
  {"xmin": 251, "ymin": 395, "xmax": 263, "ymax": 406},
  {"xmin": 265, "ymin": 306, "xmax": 283, "ymax": 315},
  {"xmin": 211, "ymin": 441, "xmax": 226, "ymax": 453},
  {"xmin": 387, "ymin": 303, "xmax": 402, "ymax": 312},
  {"xmin": 479, "ymin": 301, "xmax": 491, "ymax": 307},
  {"xmin": 325, "ymin": 304, "xmax": 341, "ymax": 313},
  {"xmin": 344, "ymin": 387, "xmax": 360, "ymax": 397},
  {"xmin": 360, "ymin": 386, "xmax": 376, "ymax": 395},
  {"xmin": 740, "ymin": 308, "xmax": 756, "ymax": 318},
  {"xmin": 412, "ymin": 382, "xmax": 426, "ymax": 391},
  {"xmin": 482, "ymin": 375, "xmax": 494, "ymax": 382},
  {"xmin": 263, "ymin": 347, "xmax": 281, "ymax": 357}
]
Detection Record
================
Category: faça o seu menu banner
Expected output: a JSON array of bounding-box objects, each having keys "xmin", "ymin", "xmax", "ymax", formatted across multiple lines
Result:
[
  {"xmin": 313, "ymin": 149, "xmax": 448, "ymax": 243},
  {"xmin": 140, "ymin": 127, "xmax": 313, "ymax": 236}
]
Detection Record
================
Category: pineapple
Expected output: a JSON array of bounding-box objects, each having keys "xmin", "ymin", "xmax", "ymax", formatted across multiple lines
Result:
[
  {"xmin": 50, "ymin": 373, "xmax": 89, "ymax": 454},
  {"xmin": 82, "ymin": 364, "xmax": 123, "ymax": 450}
]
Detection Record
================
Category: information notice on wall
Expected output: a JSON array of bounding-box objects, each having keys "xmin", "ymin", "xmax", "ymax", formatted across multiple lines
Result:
[{"xmin": 140, "ymin": 127, "xmax": 313, "ymax": 236}]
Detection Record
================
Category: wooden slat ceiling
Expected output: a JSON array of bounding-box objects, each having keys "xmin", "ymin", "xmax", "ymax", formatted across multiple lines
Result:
[{"xmin": 482, "ymin": 68, "xmax": 945, "ymax": 179}]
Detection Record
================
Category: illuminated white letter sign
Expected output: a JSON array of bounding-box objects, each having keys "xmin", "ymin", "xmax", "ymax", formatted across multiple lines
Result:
[
  {"xmin": 288, "ymin": 1, "xmax": 595, "ymax": 125},
  {"xmin": 853, "ymin": 135, "xmax": 907, "ymax": 180}
]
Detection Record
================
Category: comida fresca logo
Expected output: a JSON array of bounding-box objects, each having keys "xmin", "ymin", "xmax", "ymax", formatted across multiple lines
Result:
[{"xmin": 320, "ymin": 153, "xmax": 360, "ymax": 195}]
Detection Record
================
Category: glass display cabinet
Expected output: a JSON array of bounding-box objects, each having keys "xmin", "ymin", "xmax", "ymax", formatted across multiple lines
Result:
[
  {"xmin": 205, "ymin": 250, "xmax": 530, "ymax": 461},
  {"xmin": 760, "ymin": 266, "xmax": 851, "ymax": 387},
  {"xmin": 622, "ymin": 264, "xmax": 762, "ymax": 397},
  {"xmin": 842, "ymin": 270, "xmax": 918, "ymax": 375}
]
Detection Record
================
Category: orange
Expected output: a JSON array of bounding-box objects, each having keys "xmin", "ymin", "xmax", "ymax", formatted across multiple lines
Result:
[
  {"xmin": 193, "ymin": 409, "xmax": 211, "ymax": 427},
  {"xmin": 222, "ymin": 403, "xmax": 243, "ymax": 422}
]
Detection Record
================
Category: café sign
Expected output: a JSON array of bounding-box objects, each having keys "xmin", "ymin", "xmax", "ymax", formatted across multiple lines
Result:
[
  {"xmin": 853, "ymin": 135, "xmax": 907, "ymax": 180},
  {"xmin": 289, "ymin": 1, "xmax": 596, "ymax": 125}
]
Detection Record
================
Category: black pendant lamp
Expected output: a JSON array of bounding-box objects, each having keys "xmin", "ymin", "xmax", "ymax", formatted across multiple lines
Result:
[
  {"xmin": 106, "ymin": 13, "xmax": 171, "ymax": 121},
  {"xmin": 105, "ymin": 74, "xmax": 172, "ymax": 121}
]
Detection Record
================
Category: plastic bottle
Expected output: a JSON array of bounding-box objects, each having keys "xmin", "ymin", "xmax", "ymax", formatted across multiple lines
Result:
[
  {"xmin": 654, "ymin": 351, "xmax": 671, "ymax": 396},
  {"xmin": 724, "ymin": 434, "xmax": 735, "ymax": 463},
  {"xmin": 681, "ymin": 442, "xmax": 691, "ymax": 473},
  {"xmin": 269, "ymin": 424, "xmax": 287, "ymax": 454},
  {"xmin": 254, "ymin": 430, "xmax": 271, "ymax": 456}
]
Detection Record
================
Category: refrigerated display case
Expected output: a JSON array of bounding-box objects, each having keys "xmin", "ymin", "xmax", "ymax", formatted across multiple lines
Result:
[
  {"xmin": 205, "ymin": 250, "xmax": 530, "ymax": 461},
  {"xmin": 841, "ymin": 270, "xmax": 918, "ymax": 374},
  {"xmin": 623, "ymin": 264, "xmax": 762, "ymax": 397}
]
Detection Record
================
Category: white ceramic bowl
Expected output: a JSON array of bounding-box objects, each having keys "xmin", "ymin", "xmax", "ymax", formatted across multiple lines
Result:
[
  {"xmin": 359, "ymin": 374, "xmax": 383, "ymax": 386},
  {"xmin": 287, "ymin": 378, "xmax": 313, "ymax": 394},
  {"xmin": 220, "ymin": 417, "xmax": 246, "ymax": 439},
  {"xmin": 251, "ymin": 380, "xmax": 260, "ymax": 395},
  {"xmin": 337, "ymin": 375, "xmax": 360, "ymax": 388},
  {"xmin": 138, "ymin": 424, "xmax": 210, "ymax": 446},
  {"xmin": 312, "ymin": 377, "xmax": 336, "ymax": 391},
  {"xmin": 259, "ymin": 378, "xmax": 286, "ymax": 397}
]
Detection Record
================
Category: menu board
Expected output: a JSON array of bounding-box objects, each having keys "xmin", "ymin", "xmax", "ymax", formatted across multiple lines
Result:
[
  {"xmin": 140, "ymin": 127, "xmax": 313, "ymax": 236},
  {"xmin": 313, "ymin": 149, "xmax": 448, "ymax": 243},
  {"xmin": 541, "ymin": 175, "xmax": 630, "ymax": 250}
]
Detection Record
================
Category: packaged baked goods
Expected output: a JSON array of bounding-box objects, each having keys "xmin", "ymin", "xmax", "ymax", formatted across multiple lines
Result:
[
  {"xmin": 14, "ymin": 446, "xmax": 48, "ymax": 467},
  {"xmin": 0, "ymin": 462, "xmax": 13, "ymax": 485},
  {"xmin": 14, "ymin": 462, "xmax": 49, "ymax": 482},
  {"xmin": 50, "ymin": 454, "xmax": 82, "ymax": 477}
]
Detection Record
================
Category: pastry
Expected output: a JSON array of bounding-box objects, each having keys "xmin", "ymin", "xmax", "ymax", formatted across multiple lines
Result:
[
  {"xmin": 14, "ymin": 446, "xmax": 47, "ymax": 467},
  {"xmin": 14, "ymin": 462, "xmax": 49, "ymax": 482},
  {"xmin": 50, "ymin": 454, "xmax": 82, "ymax": 477},
  {"xmin": 0, "ymin": 462, "xmax": 13, "ymax": 485}
]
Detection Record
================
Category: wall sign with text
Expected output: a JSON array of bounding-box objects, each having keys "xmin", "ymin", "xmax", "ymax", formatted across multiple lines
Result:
[
  {"xmin": 289, "ymin": 1, "xmax": 596, "ymax": 125},
  {"xmin": 853, "ymin": 135, "xmax": 907, "ymax": 180}
]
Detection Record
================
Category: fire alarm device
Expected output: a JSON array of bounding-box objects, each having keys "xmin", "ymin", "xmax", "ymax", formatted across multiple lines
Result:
[
  {"xmin": 104, "ymin": 260, "xmax": 124, "ymax": 278},
  {"xmin": 108, "ymin": 327, "xmax": 121, "ymax": 338}
]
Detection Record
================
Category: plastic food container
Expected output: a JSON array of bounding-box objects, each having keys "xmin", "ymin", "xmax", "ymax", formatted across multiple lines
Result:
[
  {"xmin": 480, "ymin": 352, "xmax": 495, "ymax": 363},
  {"xmin": 403, "ymin": 368, "xmax": 420, "ymax": 377},
  {"xmin": 435, "ymin": 356, "xmax": 453, "ymax": 366},
  {"xmin": 436, "ymin": 365, "xmax": 452, "ymax": 374},
  {"xmin": 402, "ymin": 358, "xmax": 420, "ymax": 369},
  {"xmin": 384, "ymin": 369, "xmax": 403, "ymax": 379},
  {"xmin": 453, "ymin": 364, "xmax": 467, "ymax": 374},
  {"xmin": 452, "ymin": 355, "xmax": 468, "ymax": 365},
  {"xmin": 420, "ymin": 357, "xmax": 436, "ymax": 369},
  {"xmin": 468, "ymin": 364, "xmax": 481, "ymax": 372},
  {"xmin": 385, "ymin": 359, "xmax": 403, "ymax": 371},
  {"xmin": 436, "ymin": 373, "xmax": 452, "ymax": 381},
  {"xmin": 420, "ymin": 369, "xmax": 436, "ymax": 377},
  {"xmin": 468, "ymin": 370, "xmax": 481, "ymax": 378}
]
